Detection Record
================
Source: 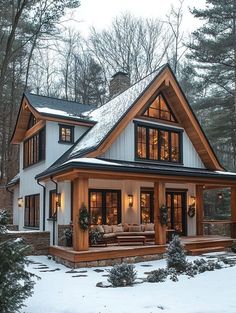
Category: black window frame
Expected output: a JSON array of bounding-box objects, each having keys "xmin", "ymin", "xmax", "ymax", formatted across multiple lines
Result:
[
  {"xmin": 23, "ymin": 127, "xmax": 46, "ymax": 168},
  {"xmin": 134, "ymin": 121, "xmax": 183, "ymax": 164},
  {"xmin": 24, "ymin": 194, "xmax": 40, "ymax": 228},
  {"xmin": 58, "ymin": 124, "xmax": 74, "ymax": 144},
  {"xmin": 89, "ymin": 189, "xmax": 122, "ymax": 225}
]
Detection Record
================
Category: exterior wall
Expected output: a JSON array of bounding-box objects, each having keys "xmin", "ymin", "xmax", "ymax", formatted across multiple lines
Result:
[
  {"xmin": 89, "ymin": 179, "xmax": 197, "ymax": 236},
  {"xmin": 16, "ymin": 121, "xmax": 88, "ymax": 232},
  {"xmin": 101, "ymin": 119, "xmax": 205, "ymax": 169}
]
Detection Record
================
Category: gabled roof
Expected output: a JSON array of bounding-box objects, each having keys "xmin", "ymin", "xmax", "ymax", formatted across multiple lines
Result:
[
  {"xmin": 11, "ymin": 93, "xmax": 96, "ymax": 143},
  {"xmin": 6, "ymin": 173, "xmax": 20, "ymax": 188}
]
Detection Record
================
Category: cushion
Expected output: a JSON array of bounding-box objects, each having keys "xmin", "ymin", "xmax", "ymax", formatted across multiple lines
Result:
[
  {"xmin": 102, "ymin": 225, "xmax": 113, "ymax": 233},
  {"xmin": 112, "ymin": 225, "xmax": 124, "ymax": 233},
  {"xmin": 103, "ymin": 233, "xmax": 116, "ymax": 239},
  {"xmin": 129, "ymin": 225, "xmax": 142, "ymax": 232},
  {"xmin": 123, "ymin": 223, "xmax": 129, "ymax": 232},
  {"xmin": 96, "ymin": 225, "xmax": 105, "ymax": 234},
  {"xmin": 145, "ymin": 223, "xmax": 154, "ymax": 231}
]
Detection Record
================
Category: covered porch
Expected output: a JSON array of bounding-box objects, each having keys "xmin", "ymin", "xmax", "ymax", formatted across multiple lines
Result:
[{"xmin": 50, "ymin": 159, "xmax": 236, "ymax": 257}]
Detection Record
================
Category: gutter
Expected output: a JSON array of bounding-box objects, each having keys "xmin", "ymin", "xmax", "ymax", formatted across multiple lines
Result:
[{"xmin": 37, "ymin": 180, "xmax": 46, "ymax": 231}]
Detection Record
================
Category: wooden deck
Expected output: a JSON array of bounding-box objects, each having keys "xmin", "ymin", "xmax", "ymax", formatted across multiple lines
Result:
[{"xmin": 49, "ymin": 236, "xmax": 234, "ymax": 267}]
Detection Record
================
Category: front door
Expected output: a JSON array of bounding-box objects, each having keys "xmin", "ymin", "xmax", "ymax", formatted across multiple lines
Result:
[
  {"xmin": 140, "ymin": 190, "xmax": 154, "ymax": 223},
  {"xmin": 166, "ymin": 191, "xmax": 187, "ymax": 236}
]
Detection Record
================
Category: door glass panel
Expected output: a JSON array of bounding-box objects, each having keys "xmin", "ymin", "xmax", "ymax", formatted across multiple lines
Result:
[
  {"xmin": 141, "ymin": 192, "xmax": 153, "ymax": 223},
  {"xmin": 166, "ymin": 192, "xmax": 185, "ymax": 234},
  {"xmin": 106, "ymin": 192, "xmax": 118, "ymax": 225},
  {"xmin": 166, "ymin": 194, "xmax": 172, "ymax": 229},
  {"xmin": 160, "ymin": 131, "xmax": 169, "ymax": 161},
  {"xmin": 90, "ymin": 192, "xmax": 102, "ymax": 225}
]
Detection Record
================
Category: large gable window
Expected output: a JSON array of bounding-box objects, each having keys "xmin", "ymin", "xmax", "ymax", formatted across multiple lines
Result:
[
  {"xmin": 23, "ymin": 127, "xmax": 45, "ymax": 168},
  {"xmin": 143, "ymin": 94, "xmax": 177, "ymax": 122},
  {"xmin": 136, "ymin": 123, "xmax": 182, "ymax": 163}
]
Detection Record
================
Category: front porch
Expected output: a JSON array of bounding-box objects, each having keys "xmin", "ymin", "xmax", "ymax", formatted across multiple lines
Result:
[{"xmin": 49, "ymin": 235, "xmax": 234, "ymax": 268}]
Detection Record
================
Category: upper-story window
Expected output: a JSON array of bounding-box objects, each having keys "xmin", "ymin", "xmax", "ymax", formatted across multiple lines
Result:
[
  {"xmin": 143, "ymin": 94, "xmax": 177, "ymax": 123},
  {"xmin": 23, "ymin": 127, "xmax": 45, "ymax": 168},
  {"xmin": 27, "ymin": 113, "xmax": 37, "ymax": 130},
  {"xmin": 136, "ymin": 123, "xmax": 182, "ymax": 163},
  {"xmin": 59, "ymin": 124, "xmax": 74, "ymax": 144}
]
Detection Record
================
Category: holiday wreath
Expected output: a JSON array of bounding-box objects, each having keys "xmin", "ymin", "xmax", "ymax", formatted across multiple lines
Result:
[{"xmin": 79, "ymin": 203, "xmax": 90, "ymax": 231}]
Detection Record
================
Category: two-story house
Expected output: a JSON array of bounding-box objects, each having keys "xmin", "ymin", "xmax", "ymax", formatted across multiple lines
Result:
[{"xmin": 8, "ymin": 64, "xmax": 236, "ymax": 266}]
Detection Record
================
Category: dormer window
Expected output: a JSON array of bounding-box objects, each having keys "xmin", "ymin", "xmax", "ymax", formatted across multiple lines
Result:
[
  {"xmin": 143, "ymin": 94, "xmax": 177, "ymax": 122},
  {"xmin": 59, "ymin": 124, "xmax": 74, "ymax": 144}
]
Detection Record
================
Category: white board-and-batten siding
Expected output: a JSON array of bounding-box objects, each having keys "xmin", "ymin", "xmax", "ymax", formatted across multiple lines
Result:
[{"xmin": 101, "ymin": 120, "xmax": 205, "ymax": 169}]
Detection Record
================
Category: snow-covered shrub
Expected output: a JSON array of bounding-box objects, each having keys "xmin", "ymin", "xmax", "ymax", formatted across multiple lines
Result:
[
  {"xmin": 0, "ymin": 209, "xmax": 8, "ymax": 233},
  {"xmin": 146, "ymin": 268, "xmax": 168, "ymax": 283},
  {"xmin": 107, "ymin": 263, "xmax": 137, "ymax": 287},
  {"xmin": 166, "ymin": 235, "xmax": 187, "ymax": 273},
  {"xmin": 193, "ymin": 258, "xmax": 223, "ymax": 273},
  {"xmin": 168, "ymin": 268, "xmax": 179, "ymax": 282},
  {"xmin": 89, "ymin": 228, "xmax": 103, "ymax": 245},
  {"xmin": 0, "ymin": 211, "xmax": 37, "ymax": 312}
]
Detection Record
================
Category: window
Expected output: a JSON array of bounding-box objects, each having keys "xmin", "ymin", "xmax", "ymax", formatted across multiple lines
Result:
[
  {"xmin": 89, "ymin": 190, "xmax": 121, "ymax": 225},
  {"xmin": 140, "ymin": 190, "xmax": 154, "ymax": 223},
  {"xmin": 23, "ymin": 127, "xmax": 45, "ymax": 168},
  {"xmin": 24, "ymin": 194, "xmax": 40, "ymax": 228},
  {"xmin": 49, "ymin": 190, "xmax": 57, "ymax": 218},
  {"xmin": 136, "ymin": 123, "xmax": 182, "ymax": 163},
  {"xmin": 143, "ymin": 94, "xmax": 177, "ymax": 122},
  {"xmin": 27, "ymin": 113, "xmax": 37, "ymax": 130},
  {"xmin": 59, "ymin": 124, "xmax": 74, "ymax": 143}
]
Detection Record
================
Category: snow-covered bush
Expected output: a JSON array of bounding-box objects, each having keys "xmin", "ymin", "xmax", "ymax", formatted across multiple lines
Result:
[
  {"xmin": 166, "ymin": 235, "xmax": 187, "ymax": 273},
  {"xmin": 146, "ymin": 268, "xmax": 168, "ymax": 283},
  {"xmin": 107, "ymin": 263, "xmax": 137, "ymax": 287},
  {"xmin": 0, "ymin": 210, "xmax": 37, "ymax": 312},
  {"xmin": 0, "ymin": 209, "xmax": 8, "ymax": 233},
  {"xmin": 193, "ymin": 258, "xmax": 222, "ymax": 273},
  {"xmin": 89, "ymin": 228, "xmax": 103, "ymax": 245},
  {"xmin": 168, "ymin": 268, "xmax": 179, "ymax": 282}
]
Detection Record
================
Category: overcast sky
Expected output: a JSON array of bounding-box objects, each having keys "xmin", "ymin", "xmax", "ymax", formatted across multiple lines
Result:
[{"xmin": 65, "ymin": 0, "xmax": 207, "ymax": 37}]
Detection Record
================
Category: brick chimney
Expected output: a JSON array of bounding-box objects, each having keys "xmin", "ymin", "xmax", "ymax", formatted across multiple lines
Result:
[{"xmin": 109, "ymin": 71, "xmax": 130, "ymax": 98}]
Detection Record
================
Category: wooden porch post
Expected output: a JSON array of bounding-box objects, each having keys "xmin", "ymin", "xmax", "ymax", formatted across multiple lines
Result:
[
  {"xmin": 196, "ymin": 185, "xmax": 204, "ymax": 236},
  {"xmin": 73, "ymin": 177, "xmax": 89, "ymax": 251},
  {"xmin": 154, "ymin": 181, "xmax": 166, "ymax": 245},
  {"xmin": 231, "ymin": 186, "xmax": 236, "ymax": 238}
]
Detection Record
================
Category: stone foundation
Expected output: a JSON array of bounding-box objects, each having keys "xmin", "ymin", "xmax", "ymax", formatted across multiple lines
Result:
[
  {"xmin": 52, "ymin": 253, "xmax": 164, "ymax": 269},
  {"xmin": 0, "ymin": 231, "xmax": 50, "ymax": 255}
]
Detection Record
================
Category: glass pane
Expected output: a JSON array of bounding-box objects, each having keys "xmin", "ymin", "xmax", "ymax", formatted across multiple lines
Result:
[
  {"xmin": 160, "ymin": 131, "xmax": 169, "ymax": 161},
  {"xmin": 106, "ymin": 192, "xmax": 118, "ymax": 225},
  {"xmin": 141, "ymin": 193, "xmax": 152, "ymax": 223},
  {"xmin": 137, "ymin": 126, "xmax": 147, "ymax": 158},
  {"xmin": 35, "ymin": 195, "xmax": 40, "ymax": 227},
  {"xmin": 149, "ymin": 129, "xmax": 158, "ymax": 160},
  {"xmin": 171, "ymin": 132, "xmax": 180, "ymax": 162},
  {"xmin": 143, "ymin": 95, "xmax": 176, "ymax": 122},
  {"xmin": 166, "ymin": 194, "xmax": 172, "ymax": 229},
  {"xmin": 90, "ymin": 192, "xmax": 102, "ymax": 224}
]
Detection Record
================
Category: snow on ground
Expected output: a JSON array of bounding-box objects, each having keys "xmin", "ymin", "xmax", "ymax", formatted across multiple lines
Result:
[{"xmin": 22, "ymin": 255, "xmax": 236, "ymax": 313}]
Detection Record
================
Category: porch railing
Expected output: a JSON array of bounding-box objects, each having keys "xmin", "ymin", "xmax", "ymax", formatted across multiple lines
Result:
[{"xmin": 202, "ymin": 220, "xmax": 236, "ymax": 237}]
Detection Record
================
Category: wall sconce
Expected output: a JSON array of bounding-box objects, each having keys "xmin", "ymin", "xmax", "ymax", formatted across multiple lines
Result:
[
  {"xmin": 17, "ymin": 197, "xmax": 24, "ymax": 208},
  {"xmin": 217, "ymin": 192, "xmax": 223, "ymax": 200},
  {"xmin": 128, "ymin": 194, "xmax": 133, "ymax": 208},
  {"xmin": 189, "ymin": 196, "xmax": 196, "ymax": 207},
  {"xmin": 55, "ymin": 193, "xmax": 61, "ymax": 209}
]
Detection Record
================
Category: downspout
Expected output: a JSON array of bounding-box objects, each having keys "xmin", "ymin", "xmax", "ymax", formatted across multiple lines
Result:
[
  {"xmin": 37, "ymin": 180, "xmax": 46, "ymax": 231},
  {"xmin": 50, "ymin": 176, "xmax": 59, "ymax": 246}
]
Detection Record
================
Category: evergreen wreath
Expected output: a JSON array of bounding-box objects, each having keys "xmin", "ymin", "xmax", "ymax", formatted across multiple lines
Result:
[
  {"xmin": 160, "ymin": 204, "xmax": 168, "ymax": 225},
  {"xmin": 79, "ymin": 203, "xmax": 90, "ymax": 231},
  {"xmin": 187, "ymin": 206, "xmax": 195, "ymax": 218}
]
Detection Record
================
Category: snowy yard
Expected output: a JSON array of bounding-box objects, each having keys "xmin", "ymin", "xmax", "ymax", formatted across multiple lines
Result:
[{"xmin": 22, "ymin": 254, "xmax": 236, "ymax": 313}]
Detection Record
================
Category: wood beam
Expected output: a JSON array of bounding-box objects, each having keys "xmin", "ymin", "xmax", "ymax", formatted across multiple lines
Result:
[
  {"xmin": 196, "ymin": 185, "xmax": 204, "ymax": 235},
  {"xmin": 154, "ymin": 181, "xmax": 166, "ymax": 245},
  {"xmin": 231, "ymin": 186, "xmax": 236, "ymax": 238},
  {"xmin": 73, "ymin": 177, "xmax": 89, "ymax": 251}
]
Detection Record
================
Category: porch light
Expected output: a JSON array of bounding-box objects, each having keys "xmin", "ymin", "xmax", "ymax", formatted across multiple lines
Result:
[
  {"xmin": 217, "ymin": 192, "xmax": 223, "ymax": 200},
  {"xmin": 190, "ymin": 196, "xmax": 196, "ymax": 206},
  {"xmin": 128, "ymin": 194, "xmax": 133, "ymax": 208},
  {"xmin": 55, "ymin": 193, "xmax": 61, "ymax": 209},
  {"xmin": 17, "ymin": 197, "xmax": 23, "ymax": 208}
]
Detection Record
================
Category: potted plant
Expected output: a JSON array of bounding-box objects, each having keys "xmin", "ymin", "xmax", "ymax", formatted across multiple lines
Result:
[
  {"xmin": 61, "ymin": 227, "xmax": 73, "ymax": 247},
  {"xmin": 89, "ymin": 228, "xmax": 103, "ymax": 245}
]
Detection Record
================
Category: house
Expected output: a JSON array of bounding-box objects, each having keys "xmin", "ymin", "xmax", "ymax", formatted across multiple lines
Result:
[{"xmin": 8, "ymin": 64, "xmax": 236, "ymax": 265}]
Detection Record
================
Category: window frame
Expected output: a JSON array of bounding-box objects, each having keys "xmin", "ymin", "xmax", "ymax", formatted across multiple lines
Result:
[
  {"xmin": 24, "ymin": 194, "xmax": 40, "ymax": 229},
  {"xmin": 58, "ymin": 124, "xmax": 74, "ymax": 144},
  {"xmin": 23, "ymin": 127, "xmax": 45, "ymax": 168},
  {"xmin": 49, "ymin": 189, "xmax": 57, "ymax": 219},
  {"xmin": 134, "ymin": 121, "xmax": 183, "ymax": 164}
]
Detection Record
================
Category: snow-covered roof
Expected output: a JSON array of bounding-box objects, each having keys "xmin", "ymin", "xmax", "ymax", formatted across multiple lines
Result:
[
  {"xmin": 24, "ymin": 93, "xmax": 96, "ymax": 123},
  {"xmin": 7, "ymin": 173, "xmax": 20, "ymax": 187},
  {"xmin": 68, "ymin": 65, "xmax": 165, "ymax": 158}
]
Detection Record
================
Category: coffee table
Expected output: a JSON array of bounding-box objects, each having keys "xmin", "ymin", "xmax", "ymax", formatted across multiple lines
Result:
[{"xmin": 117, "ymin": 235, "xmax": 146, "ymax": 246}]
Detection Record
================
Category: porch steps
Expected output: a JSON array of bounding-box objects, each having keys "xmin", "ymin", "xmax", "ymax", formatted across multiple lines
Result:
[{"xmin": 188, "ymin": 246, "xmax": 225, "ymax": 256}]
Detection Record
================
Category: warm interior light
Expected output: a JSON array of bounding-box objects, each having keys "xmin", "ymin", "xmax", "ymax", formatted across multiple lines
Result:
[
  {"xmin": 17, "ymin": 197, "xmax": 23, "ymax": 208},
  {"xmin": 218, "ymin": 192, "xmax": 223, "ymax": 200},
  {"xmin": 91, "ymin": 193, "xmax": 97, "ymax": 202},
  {"xmin": 128, "ymin": 194, "xmax": 133, "ymax": 207},
  {"xmin": 55, "ymin": 193, "xmax": 61, "ymax": 209},
  {"xmin": 190, "ymin": 196, "xmax": 196, "ymax": 206}
]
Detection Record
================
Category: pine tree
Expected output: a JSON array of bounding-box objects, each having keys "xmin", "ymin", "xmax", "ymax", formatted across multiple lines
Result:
[
  {"xmin": 187, "ymin": 0, "xmax": 236, "ymax": 170},
  {"xmin": 0, "ymin": 210, "xmax": 36, "ymax": 313},
  {"xmin": 166, "ymin": 235, "xmax": 187, "ymax": 273}
]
